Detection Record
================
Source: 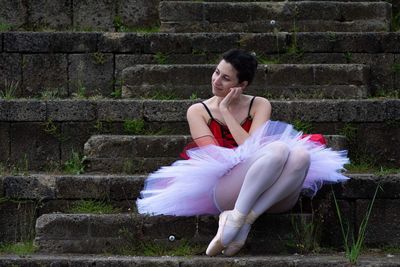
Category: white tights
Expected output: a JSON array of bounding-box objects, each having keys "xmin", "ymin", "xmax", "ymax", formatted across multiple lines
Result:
[{"xmin": 214, "ymin": 141, "xmax": 311, "ymax": 246}]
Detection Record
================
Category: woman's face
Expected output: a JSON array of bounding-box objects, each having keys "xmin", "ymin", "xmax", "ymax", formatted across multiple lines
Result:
[{"xmin": 211, "ymin": 60, "xmax": 240, "ymax": 97}]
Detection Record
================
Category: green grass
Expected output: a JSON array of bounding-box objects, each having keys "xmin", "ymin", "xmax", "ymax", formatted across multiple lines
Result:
[
  {"xmin": 288, "ymin": 211, "xmax": 320, "ymax": 254},
  {"xmin": 39, "ymin": 89, "xmax": 60, "ymax": 100},
  {"xmin": 332, "ymin": 184, "xmax": 382, "ymax": 264},
  {"xmin": 373, "ymin": 89, "xmax": 400, "ymax": 99},
  {"xmin": 189, "ymin": 92, "xmax": 199, "ymax": 100},
  {"xmin": 0, "ymin": 241, "xmax": 37, "ymax": 255},
  {"xmin": 124, "ymin": 119, "xmax": 145, "ymax": 134},
  {"xmin": 111, "ymin": 88, "xmax": 122, "ymax": 98},
  {"xmin": 63, "ymin": 151, "xmax": 85, "ymax": 175},
  {"xmin": 114, "ymin": 16, "xmax": 160, "ymax": 33},
  {"xmin": 392, "ymin": 11, "xmax": 400, "ymax": 32},
  {"xmin": 257, "ymin": 54, "xmax": 281, "ymax": 64},
  {"xmin": 343, "ymin": 52, "xmax": 353, "ymax": 63},
  {"xmin": 0, "ymin": 22, "xmax": 11, "ymax": 32},
  {"xmin": 72, "ymin": 82, "xmax": 87, "ymax": 99},
  {"xmin": 154, "ymin": 52, "xmax": 169, "ymax": 64},
  {"xmin": 69, "ymin": 200, "xmax": 120, "ymax": 214},
  {"xmin": 292, "ymin": 119, "xmax": 313, "ymax": 133},
  {"xmin": 117, "ymin": 228, "xmax": 204, "ymax": 256},
  {"xmin": 0, "ymin": 80, "xmax": 19, "ymax": 99},
  {"xmin": 142, "ymin": 90, "xmax": 178, "ymax": 100}
]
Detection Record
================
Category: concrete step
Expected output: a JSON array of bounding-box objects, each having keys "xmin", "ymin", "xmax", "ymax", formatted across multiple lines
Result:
[
  {"xmin": 160, "ymin": 1, "xmax": 391, "ymax": 33},
  {"xmin": 2, "ymin": 173, "xmax": 399, "ymax": 247},
  {"xmin": 34, "ymin": 212, "xmax": 315, "ymax": 254},
  {"xmin": 121, "ymin": 64, "xmax": 370, "ymax": 99},
  {"xmin": 1, "ymin": 32, "xmax": 399, "ymax": 98},
  {"xmin": 0, "ymin": 98, "xmax": 399, "ymax": 170},
  {"xmin": 1, "ymin": 254, "xmax": 399, "ymax": 266},
  {"xmin": 83, "ymin": 134, "xmax": 347, "ymax": 173}
]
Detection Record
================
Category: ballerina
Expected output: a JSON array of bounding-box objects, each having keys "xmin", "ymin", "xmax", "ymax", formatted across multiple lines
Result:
[{"xmin": 137, "ymin": 49, "xmax": 349, "ymax": 256}]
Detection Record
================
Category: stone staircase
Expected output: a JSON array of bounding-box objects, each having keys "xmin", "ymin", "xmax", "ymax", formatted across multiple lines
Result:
[{"xmin": 1, "ymin": 0, "xmax": 400, "ymax": 266}]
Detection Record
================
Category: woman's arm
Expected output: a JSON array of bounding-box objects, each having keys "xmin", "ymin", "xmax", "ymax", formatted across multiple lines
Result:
[
  {"xmin": 220, "ymin": 90, "xmax": 271, "ymax": 145},
  {"xmin": 187, "ymin": 103, "xmax": 218, "ymax": 146}
]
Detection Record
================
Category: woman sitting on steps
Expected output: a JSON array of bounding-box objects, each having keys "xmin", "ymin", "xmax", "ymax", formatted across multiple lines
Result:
[{"xmin": 136, "ymin": 48, "xmax": 349, "ymax": 256}]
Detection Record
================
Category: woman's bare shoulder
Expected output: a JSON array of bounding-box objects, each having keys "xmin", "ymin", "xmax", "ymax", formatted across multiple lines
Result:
[
  {"xmin": 187, "ymin": 102, "xmax": 205, "ymax": 115},
  {"xmin": 249, "ymin": 96, "xmax": 271, "ymax": 117}
]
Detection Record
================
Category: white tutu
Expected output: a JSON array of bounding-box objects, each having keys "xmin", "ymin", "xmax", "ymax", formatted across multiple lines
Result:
[{"xmin": 136, "ymin": 120, "xmax": 349, "ymax": 216}]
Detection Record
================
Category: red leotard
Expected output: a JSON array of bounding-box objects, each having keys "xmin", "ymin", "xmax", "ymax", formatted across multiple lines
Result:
[
  {"xmin": 180, "ymin": 96, "xmax": 326, "ymax": 159},
  {"xmin": 180, "ymin": 97, "xmax": 256, "ymax": 159}
]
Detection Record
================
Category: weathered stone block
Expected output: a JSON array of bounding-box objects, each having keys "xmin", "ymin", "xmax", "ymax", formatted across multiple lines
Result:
[
  {"xmin": 4, "ymin": 33, "xmax": 52, "ymax": 52},
  {"xmin": 206, "ymin": 2, "xmax": 255, "ymax": 23},
  {"xmin": 339, "ymin": 100, "xmax": 387, "ymax": 122},
  {"xmin": 29, "ymin": 0, "xmax": 72, "ymax": 30},
  {"xmin": 265, "ymin": 64, "xmax": 314, "ymax": 86},
  {"xmin": 69, "ymin": 53, "xmax": 114, "ymax": 96},
  {"xmin": 0, "ymin": 0, "xmax": 27, "ymax": 30},
  {"xmin": 160, "ymin": 1, "xmax": 203, "ymax": 21},
  {"xmin": 142, "ymin": 215, "xmax": 197, "ymax": 239},
  {"xmin": 50, "ymin": 32, "xmax": 98, "ymax": 52},
  {"xmin": 4, "ymin": 32, "xmax": 98, "ymax": 53},
  {"xmin": 144, "ymin": 34, "xmax": 193, "ymax": 54},
  {"xmin": 319, "ymin": 199, "xmax": 354, "ymax": 247},
  {"xmin": 0, "ymin": 53, "xmax": 22, "ymax": 94},
  {"xmin": 98, "ymin": 33, "xmax": 147, "ymax": 53},
  {"xmin": 386, "ymin": 99, "xmax": 400, "ymax": 121},
  {"xmin": 36, "ymin": 214, "xmax": 90, "ymax": 240},
  {"xmin": 395, "ymin": 54, "xmax": 400, "ymax": 90},
  {"xmin": 382, "ymin": 33, "xmax": 400, "ymax": 52},
  {"xmin": 97, "ymin": 100, "xmax": 143, "ymax": 121},
  {"xmin": 117, "ymin": 0, "xmax": 159, "ymax": 29},
  {"xmin": 296, "ymin": 33, "xmax": 384, "ymax": 53},
  {"xmin": 291, "ymin": 100, "xmax": 340, "ymax": 122},
  {"xmin": 314, "ymin": 64, "xmax": 368, "ymax": 86},
  {"xmin": 109, "ymin": 176, "xmax": 145, "ymax": 200},
  {"xmin": 22, "ymin": 54, "xmax": 68, "ymax": 97},
  {"xmin": 60, "ymin": 122, "xmax": 96, "ymax": 162},
  {"xmin": 10, "ymin": 122, "xmax": 60, "ymax": 170},
  {"xmin": 341, "ymin": 2, "xmax": 391, "ymax": 20},
  {"xmin": 0, "ymin": 201, "xmax": 37, "ymax": 242},
  {"xmin": 355, "ymin": 123, "xmax": 400, "ymax": 166},
  {"xmin": 0, "ymin": 101, "xmax": 6, "ymax": 121},
  {"xmin": 351, "ymin": 53, "xmax": 394, "ymax": 91},
  {"xmin": 191, "ymin": 33, "xmax": 241, "ymax": 53},
  {"xmin": 55, "ymin": 176, "xmax": 109, "ymax": 199},
  {"xmin": 238, "ymin": 33, "xmax": 287, "ymax": 54},
  {"xmin": 136, "ymin": 136, "xmax": 189, "ymax": 157},
  {"xmin": 47, "ymin": 100, "xmax": 96, "ymax": 121},
  {"xmin": 341, "ymin": 174, "xmax": 400, "ymax": 199},
  {"xmin": 0, "ymin": 122, "xmax": 10, "ymax": 162},
  {"xmin": 5, "ymin": 100, "xmax": 46, "ymax": 121},
  {"xmin": 73, "ymin": 0, "xmax": 116, "ymax": 31},
  {"xmin": 270, "ymin": 101, "xmax": 293, "ymax": 121},
  {"xmin": 89, "ymin": 214, "xmax": 137, "ymax": 238},
  {"xmin": 84, "ymin": 135, "xmax": 137, "ymax": 158},
  {"xmin": 115, "ymin": 55, "xmax": 152, "ymax": 79},
  {"xmin": 357, "ymin": 199, "xmax": 400, "ymax": 246},
  {"xmin": 144, "ymin": 100, "xmax": 193, "ymax": 122},
  {"xmin": 3, "ymin": 175, "xmax": 56, "ymax": 200}
]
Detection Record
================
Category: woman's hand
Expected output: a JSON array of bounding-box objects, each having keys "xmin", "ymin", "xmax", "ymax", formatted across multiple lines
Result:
[{"xmin": 219, "ymin": 87, "xmax": 243, "ymax": 111}]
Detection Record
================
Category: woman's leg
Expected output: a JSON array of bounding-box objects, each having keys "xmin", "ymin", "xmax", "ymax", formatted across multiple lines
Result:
[
  {"xmin": 212, "ymin": 141, "xmax": 290, "ymax": 247},
  {"xmin": 223, "ymin": 147, "xmax": 311, "ymax": 255}
]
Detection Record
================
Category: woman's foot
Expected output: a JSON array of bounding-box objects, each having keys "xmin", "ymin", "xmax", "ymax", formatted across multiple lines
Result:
[
  {"xmin": 206, "ymin": 209, "xmax": 246, "ymax": 256},
  {"xmin": 222, "ymin": 210, "xmax": 258, "ymax": 256}
]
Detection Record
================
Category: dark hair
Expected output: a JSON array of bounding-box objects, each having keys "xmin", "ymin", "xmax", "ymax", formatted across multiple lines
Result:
[{"xmin": 222, "ymin": 49, "xmax": 258, "ymax": 85}]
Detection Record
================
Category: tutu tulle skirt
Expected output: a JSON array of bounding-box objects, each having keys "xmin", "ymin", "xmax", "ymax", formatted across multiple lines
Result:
[{"xmin": 136, "ymin": 120, "xmax": 349, "ymax": 216}]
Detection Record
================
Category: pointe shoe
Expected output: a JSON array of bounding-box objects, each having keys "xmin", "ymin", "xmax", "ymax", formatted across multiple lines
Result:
[
  {"xmin": 223, "ymin": 210, "xmax": 258, "ymax": 256},
  {"xmin": 206, "ymin": 210, "xmax": 246, "ymax": 256}
]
